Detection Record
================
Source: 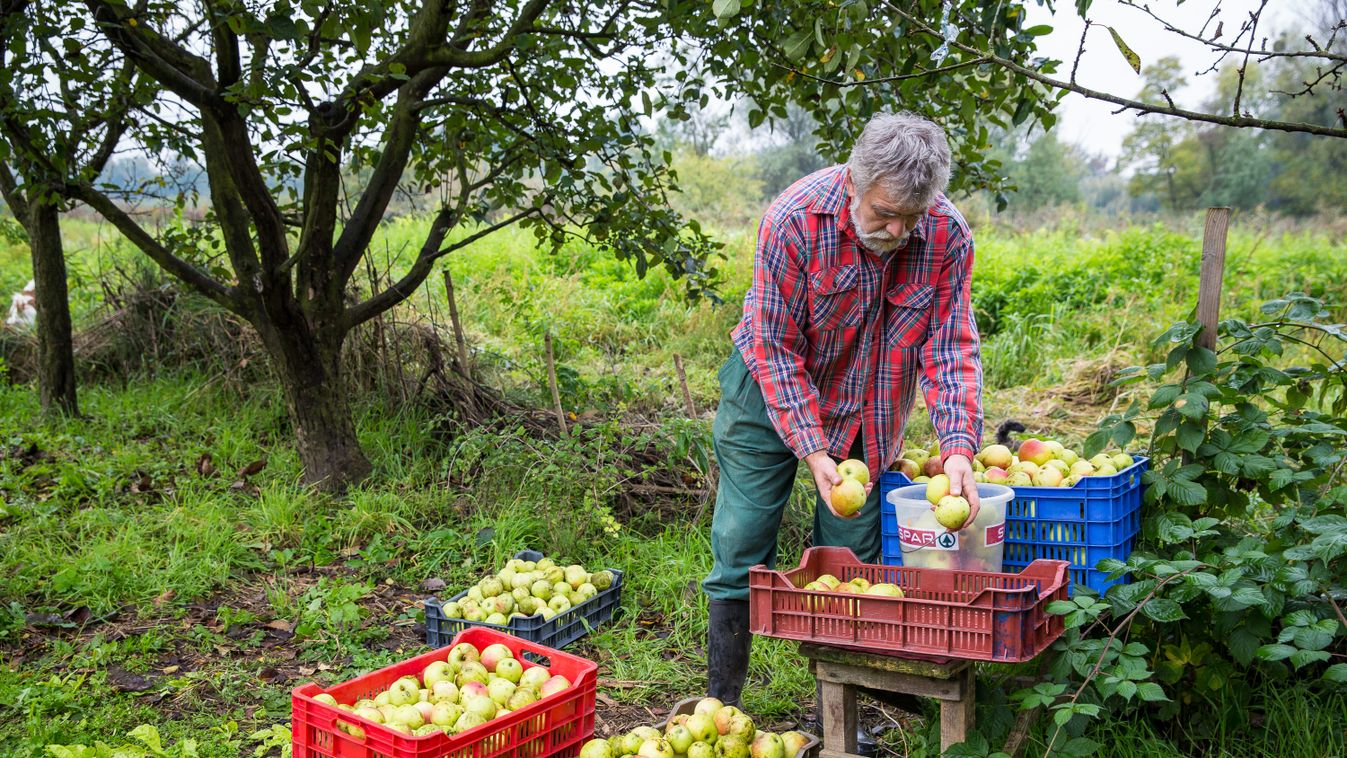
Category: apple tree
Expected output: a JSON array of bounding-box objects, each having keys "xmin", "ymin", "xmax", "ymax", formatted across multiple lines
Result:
[{"xmin": 12, "ymin": 0, "xmax": 1057, "ymax": 489}]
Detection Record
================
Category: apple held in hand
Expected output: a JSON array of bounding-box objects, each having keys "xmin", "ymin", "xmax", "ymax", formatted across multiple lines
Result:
[
  {"xmin": 934, "ymin": 495, "xmax": 971, "ymax": 530},
  {"xmin": 836, "ymin": 458, "xmax": 869, "ymax": 486},
  {"xmin": 830, "ymin": 478, "xmax": 866, "ymax": 517}
]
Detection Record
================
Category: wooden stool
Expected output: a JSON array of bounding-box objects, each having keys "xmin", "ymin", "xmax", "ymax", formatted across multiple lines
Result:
[{"xmin": 800, "ymin": 643, "xmax": 975, "ymax": 756}]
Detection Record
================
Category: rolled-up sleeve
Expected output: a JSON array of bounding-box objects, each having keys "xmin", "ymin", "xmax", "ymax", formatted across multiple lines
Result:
[{"xmin": 919, "ymin": 227, "xmax": 983, "ymax": 462}]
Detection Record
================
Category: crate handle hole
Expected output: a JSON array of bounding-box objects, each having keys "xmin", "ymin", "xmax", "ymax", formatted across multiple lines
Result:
[{"xmin": 523, "ymin": 651, "xmax": 552, "ymax": 667}]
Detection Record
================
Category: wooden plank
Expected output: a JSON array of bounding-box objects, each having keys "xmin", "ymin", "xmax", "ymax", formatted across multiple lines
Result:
[
  {"xmin": 1196, "ymin": 207, "xmax": 1231, "ymax": 352},
  {"xmin": 819, "ymin": 749, "xmax": 865, "ymax": 758},
  {"xmin": 544, "ymin": 332, "xmax": 567, "ymax": 436},
  {"xmin": 815, "ymin": 660, "xmax": 966, "ymax": 701},
  {"xmin": 799, "ymin": 642, "xmax": 967, "ymax": 679},
  {"xmin": 820, "ymin": 680, "xmax": 858, "ymax": 756},
  {"xmin": 939, "ymin": 666, "xmax": 976, "ymax": 751}
]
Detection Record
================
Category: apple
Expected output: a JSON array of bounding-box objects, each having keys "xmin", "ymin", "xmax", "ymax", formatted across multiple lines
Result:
[
  {"xmin": 667, "ymin": 714, "xmax": 690, "ymax": 731},
  {"xmin": 582, "ymin": 738, "xmax": 616, "ymax": 758},
  {"xmin": 922, "ymin": 456, "xmax": 944, "ymax": 478},
  {"xmin": 313, "ymin": 693, "xmax": 338, "ymax": 706},
  {"xmin": 565, "ymin": 565, "xmax": 590, "ymax": 589},
  {"xmin": 1045, "ymin": 459, "xmax": 1070, "ymax": 475},
  {"xmin": 388, "ymin": 677, "xmax": 420, "ymax": 706},
  {"xmin": 456, "ymin": 661, "xmax": 489, "ymax": 687},
  {"xmin": 690, "ymin": 742, "xmax": 716, "ymax": 758},
  {"xmin": 1112, "ymin": 452, "xmax": 1134, "ymax": 470},
  {"xmin": 513, "ymin": 572, "xmax": 535, "ymax": 590},
  {"xmin": 463, "ymin": 693, "xmax": 497, "ymax": 721},
  {"xmin": 971, "ymin": 457, "xmax": 986, "ymax": 473},
  {"xmin": 1007, "ymin": 460, "xmax": 1039, "ymax": 477},
  {"xmin": 621, "ymin": 732, "xmax": 647, "ymax": 756},
  {"xmin": 480, "ymin": 577, "xmax": 504, "ymax": 598},
  {"xmin": 750, "ymin": 732, "xmax": 785, "ymax": 758},
  {"xmin": 519, "ymin": 665, "xmax": 551, "ymax": 690},
  {"xmin": 1069, "ymin": 460, "xmax": 1095, "ymax": 477},
  {"xmin": 480, "ymin": 643, "xmax": 514, "ymax": 672},
  {"xmin": 631, "ymin": 727, "xmax": 663, "ymax": 743},
  {"xmin": 847, "ymin": 576, "xmax": 871, "ymax": 592},
  {"xmin": 1095, "ymin": 462, "xmax": 1118, "ymax": 476},
  {"xmin": 459, "ymin": 680, "xmax": 489, "ymax": 700},
  {"xmin": 929, "ymin": 440, "xmax": 942, "ymax": 457},
  {"xmin": 935, "ymin": 495, "xmax": 971, "ymax": 530},
  {"xmin": 815, "ymin": 574, "xmax": 840, "ymax": 589},
  {"xmin": 431, "ymin": 701, "xmax": 462, "ymax": 727},
  {"xmin": 1007, "ymin": 471, "xmax": 1032, "ymax": 486},
  {"xmin": 395, "ymin": 704, "xmax": 425, "ymax": 728},
  {"xmin": 836, "ymin": 458, "xmax": 869, "ymax": 485},
  {"xmin": 1064, "ymin": 473, "xmax": 1083, "ymax": 487},
  {"xmin": 1088, "ymin": 453, "xmax": 1113, "ymax": 470},
  {"xmin": 687, "ymin": 713, "xmax": 719, "ymax": 743},
  {"xmin": 487, "ymin": 677, "xmax": 516, "ymax": 706},
  {"xmin": 354, "ymin": 705, "xmax": 383, "ymax": 724},
  {"xmin": 591, "ymin": 570, "xmax": 615, "ymax": 590},
  {"xmin": 830, "ymin": 478, "xmax": 866, "ymax": 517},
  {"xmin": 978, "ymin": 444, "xmax": 1013, "ymax": 469},
  {"xmin": 895, "ymin": 457, "xmax": 920, "ymax": 479},
  {"xmin": 467, "ymin": 586, "xmax": 484, "ymax": 603},
  {"xmin": 1018, "ymin": 439, "xmax": 1053, "ymax": 466},
  {"xmin": 484, "ymin": 612, "xmax": 508, "ymax": 625},
  {"xmin": 507, "ymin": 686, "xmax": 539, "ymax": 710},
  {"xmin": 1044, "ymin": 440, "xmax": 1065, "ymax": 458},
  {"xmin": 780, "ymin": 732, "xmax": 809, "ymax": 758},
  {"xmin": 638, "ymin": 739, "xmax": 675, "ymax": 758},
  {"xmin": 577, "ymin": 582, "xmax": 598, "ymax": 600},
  {"xmin": 1058, "ymin": 448, "xmax": 1080, "ymax": 466},
  {"xmin": 454, "ymin": 711, "xmax": 487, "ymax": 734},
  {"xmin": 386, "ymin": 721, "xmax": 412, "ymax": 734},
  {"xmin": 925, "ymin": 473, "xmax": 951, "ymax": 505},
  {"xmin": 448, "ymin": 642, "xmax": 480, "ymax": 668},
  {"xmin": 549, "ymin": 595, "xmax": 572, "ymax": 613},
  {"xmin": 1032, "ymin": 467, "xmax": 1064, "ymax": 487},
  {"xmin": 419, "ymin": 688, "xmax": 431, "ymax": 703},
  {"xmin": 667, "ymin": 725, "xmax": 695, "ymax": 754},
  {"xmin": 423, "ymin": 660, "xmax": 453, "ymax": 689},
  {"xmin": 715, "ymin": 735, "xmax": 749, "ymax": 758},
  {"xmin": 714, "ymin": 706, "xmax": 743, "ymax": 736},
  {"xmin": 494, "ymin": 658, "xmax": 524, "ymax": 684},
  {"xmin": 540, "ymin": 674, "xmax": 571, "ymax": 698},
  {"xmin": 984, "ymin": 466, "xmax": 1009, "ymax": 484},
  {"xmin": 913, "ymin": 475, "xmax": 930, "ymax": 483},
  {"xmin": 864, "ymin": 582, "xmax": 904, "ymax": 597},
  {"xmin": 414, "ymin": 724, "xmax": 443, "ymax": 736},
  {"xmin": 412, "ymin": 700, "xmax": 436, "ymax": 722}
]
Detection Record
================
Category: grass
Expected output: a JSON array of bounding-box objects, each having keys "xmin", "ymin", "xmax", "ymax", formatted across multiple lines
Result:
[{"xmin": 2, "ymin": 209, "xmax": 1346, "ymax": 755}]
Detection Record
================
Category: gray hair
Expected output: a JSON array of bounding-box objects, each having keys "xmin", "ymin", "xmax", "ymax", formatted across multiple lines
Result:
[{"xmin": 847, "ymin": 112, "xmax": 951, "ymax": 209}]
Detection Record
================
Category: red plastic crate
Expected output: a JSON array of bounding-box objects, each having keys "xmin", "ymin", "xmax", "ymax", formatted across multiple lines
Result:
[
  {"xmin": 292, "ymin": 627, "xmax": 597, "ymax": 758},
  {"xmin": 748, "ymin": 547, "xmax": 1069, "ymax": 663}
]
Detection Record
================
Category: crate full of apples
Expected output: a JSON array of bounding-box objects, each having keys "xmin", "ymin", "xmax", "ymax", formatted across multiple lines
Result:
[{"xmin": 577, "ymin": 696, "xmax": 818, "ymax": 758}]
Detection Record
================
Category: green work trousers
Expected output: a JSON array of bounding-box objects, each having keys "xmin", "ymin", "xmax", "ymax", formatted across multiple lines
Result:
[{"xmin": 702, "ymin": 347, "xmax": 882, "ymax": 601}]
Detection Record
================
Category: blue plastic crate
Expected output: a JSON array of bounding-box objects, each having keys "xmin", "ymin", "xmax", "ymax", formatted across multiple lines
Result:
[
  {"xmin": 423, "ymin": 549, "xmax": 623, "ymax": 649},
  {"xmin": 879, "ymin": 457, "xmax": 1148, "ymax": 595}
]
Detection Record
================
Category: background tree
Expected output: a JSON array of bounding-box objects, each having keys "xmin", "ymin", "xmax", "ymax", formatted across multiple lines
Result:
[{"xmin": 0, "ymin": 0, "xmax": 148, "ymax": 415}]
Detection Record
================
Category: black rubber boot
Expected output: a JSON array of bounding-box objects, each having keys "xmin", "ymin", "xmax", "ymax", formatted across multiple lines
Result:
[{"xmin": 707, "ymin": 599, "xmax": 751, "ymax": 707}]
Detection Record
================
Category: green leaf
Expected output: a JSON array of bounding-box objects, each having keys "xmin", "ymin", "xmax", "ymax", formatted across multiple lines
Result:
[
  {"xmin": 1323, "ymin": 663, "xmax": 1347, "ymax": 683},
  {"xmin": 1185, "ymin": 346, "xmax": 1218, "ymax": 376},
  {"xmin": 1023, "ymin": 24, "xmax": 1054, "ymax": 36},
  {"xmin": 712, "ymin": 0, "xmax": 741, "ymax": 20},
  {"xmin": 1142, "ymin": 598, "xmax": 1186, "ymax": 622},
  {"xmin": 1175, "ymin": 393, "xmax": 1209, "ymax": 419},
  {"xmin": 783, "ymin": 30, "xmax": 812, "ymax": 62},
  {"xmin": 1107, "ymin": 26, "xmax": 1142, "ymax": 73},
  {"xmin": 1137, "ymin": 682, "xmax": 1168, "ymax": 702},
  {"xmin": 1256, "ymin": 643, "xmax": 1296, "ymax": 661},
  {"xmin": 1176, "ymin": 420, "xmax": 1206, "ymax": 452}
]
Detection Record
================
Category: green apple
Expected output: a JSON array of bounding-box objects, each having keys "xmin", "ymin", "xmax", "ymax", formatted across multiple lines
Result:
[
  {"xmin": 456, "ymin": 661, "xmax": 489, "ymax": 687},
  {"xmin": 836, "ymin": 458, "xmax": 869, "ymax": 485},
  {"xmin": 549, "ymin": 594, "xmax": 572, "ymax": 613},
  {"xmin": 519, "ymin": 665, "xmax": 551, "ymax": 690},
  {"xmin": 638, "ymin": 738, "xmax": 675, "ymax": 758},
  {"xmin": 431, "ymin": 681, "xmax": 459, "ymax": 703},
  {"xmin": 495, "ymin": 657, "xmax": 524, "ymax": 684},
  {"xmin": 354, "ymin": 705, "xmax": 383, "ymax": 724},
  {"xmin": 750, "ymin": 732, "xmax": 785, "ymax": 758},
  {"xmin": 423, "ymin": 660, "xmax": 453, "ymax": 689},
  {"xmin": 454, "ymin": 711, "xmax": 487, "ymax": 734},
  {"xmin": 727, "ymin": 714, "xmax": 756, "ymax": 743},
  {"xmin": 484, "ymin": 612, "xmax": 508, "ymax": 625},
  {"xmin": 313, "ymin": 693, "xmax": 338, "ymax": 706},
  {"xmin": 591, "ymin": 570, "xmax": 615, "ymax": 590},
  {"xmin": 935, "ymin": 495, "xmax": 971, "ymax": 530},
  {"xmin": 486, "ymin": 676, "xmax": 515, "ymax": 706},
  {"xmin": 448, "ymin": 642, "xmax": 480, "ymax": 668},
  {"xmin": 978, "ymin": 444, "xmax": 1013, "ymax": 469},
  {"xmin": 581, "ymin": 738, "xmax": 616, "ymax": 758},
  {"xmin": 1112, "ymin": 452, "xmax": 1134, "ymax": 470},
  {"xmin": 667, "ymin": 725, "xmax": 695, "ymax": 754},
  {"xmin": 925, "ymin": 474, "xmax": 951, "ymax": 505},
  {"xmin": 780, "ymin": 732, "xmax": 809, "ymax": 758},
  {"xmin": 395, "ymin": 704, "xmax": 424, "ymax": 728},
  {"xmin": 715, "ymin": 735, "xmax": 749, "ymax": 758},
  {"xmin": 531, "ymin": 579, "xmax": 554, "ymax": 600},
  {"xmin": 463, "ymin": 693, "xmax": 497, "ymax": 721},
  {"xmin": 479, "ymin": 577, "xmax": 504, "ymax": 598},
  {"xmin": 830, "ymin": 478, "xmax": 866, "ymax": 517},
  {"xmin": 689, "ymin": 742, "xmax": 715, "ymax": 758},
  {"xmin": 713, "ymin": 707, "xmax": 743, "ymax": 736},
  {"xmin": 506, "ymin": 686, "xmax": 539, "ymax": 710},
  {"xmin": 1006, "ymin": 471, "xmax": 1032, "ymax": 486},
  {"xmin": 686, "ymin": 712, "xmax": 718, "ymax": 744},
  {"xmin": 864, "ymin": 583, "xmax": 904, "ymax": 597},
  {"xmin": 431, "ymin": 701, "xmax": 462, "ymax": 728},
  {"xmin": 621, "ymin": 733, "xmax": 646, "ymax": 756}
]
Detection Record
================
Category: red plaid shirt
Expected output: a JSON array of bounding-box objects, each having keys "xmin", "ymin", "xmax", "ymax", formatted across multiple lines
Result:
[{"xmin": 731, "ymin": 165, "xmax": 983, "ymax": 479}]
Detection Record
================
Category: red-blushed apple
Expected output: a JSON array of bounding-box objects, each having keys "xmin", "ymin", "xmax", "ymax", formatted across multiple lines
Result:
[
  {"xmin": 984, "ymin": 466, "xmax": 1009, "ymax": 483},
  {"xmin": 1018, "ymin": 439, "xmax": 1053, "ymax": 466},
  {"xmin": 896, "ymin": 458, "xmax": 920, "ymax": 479},
  {"xmin": 540, "ymin": 674, "xmax": 571, "ymax": 698},
  {"xmin": 922, "ymin": 456, "xmax": 944, "ymax": 477},
  {"xmin": 480, "ymin": 643, "xmax": 513, "ymax": 672},
  {"xmin": 459, "ymin": 680, "xmax": 489, "ymax": 700}
]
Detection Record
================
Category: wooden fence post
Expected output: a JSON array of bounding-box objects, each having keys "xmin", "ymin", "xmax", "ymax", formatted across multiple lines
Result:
[
  {"xmin": 1196, "ymin": 208, "xmax": 1231, "ymax": 351},
  {"xmin": 444, "ymin": 268, "xmax": 471, "ymax": 379},
  {"xmin": 544, "ymin": 331, "xmax": 567, "ymax": 436}
]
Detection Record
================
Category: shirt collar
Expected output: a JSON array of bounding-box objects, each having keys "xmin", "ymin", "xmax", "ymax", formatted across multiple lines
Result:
[{"xmin": 813, "ymin": 165, "xmax": 931, "ymax": 245}]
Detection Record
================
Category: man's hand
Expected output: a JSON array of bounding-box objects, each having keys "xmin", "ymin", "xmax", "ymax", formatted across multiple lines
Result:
[
  {"xmin": 806, "ymin": 450, "xmax": 872, "ymax": 519},
  {"xmin": 941, "ymin": 454, "xmax": 981, "ymax": 530}
]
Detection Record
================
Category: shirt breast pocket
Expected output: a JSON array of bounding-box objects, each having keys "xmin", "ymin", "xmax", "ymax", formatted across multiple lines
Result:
[
  {"xmin": 809, "ymin": 264, "xmax": 861, "ymax": 332},
  {"xmin": 886, "ymin": 282, "xmax": 935, "ymax": 349}
]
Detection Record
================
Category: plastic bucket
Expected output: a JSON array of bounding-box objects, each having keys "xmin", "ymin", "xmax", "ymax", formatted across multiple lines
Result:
[{"xmin": 886, "ymin": 483, "xmax": 1014, "ymax": 572}]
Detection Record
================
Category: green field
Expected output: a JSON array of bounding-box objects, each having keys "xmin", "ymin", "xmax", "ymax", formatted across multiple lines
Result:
[{"xmin": 2, "ymin": 212, "xmax": 1345, "ymax": 756}]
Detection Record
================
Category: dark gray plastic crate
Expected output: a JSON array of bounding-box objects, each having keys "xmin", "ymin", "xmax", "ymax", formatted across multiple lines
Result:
[{"xmin": 424, "ymin": 549, "xmax": 624, "ymax": 649}]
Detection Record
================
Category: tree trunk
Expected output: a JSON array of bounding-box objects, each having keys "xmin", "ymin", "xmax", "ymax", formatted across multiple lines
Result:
[
  {"xmin": 260, "ymin": 320, "xmax": 372, "ymax": 491},
  {"xmin": 27, "ymin": 197, "xmax": 78, "ymax": 415}
]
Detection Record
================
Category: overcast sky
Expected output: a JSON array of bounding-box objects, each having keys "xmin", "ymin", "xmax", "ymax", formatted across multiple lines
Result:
[{"xmin": 1024, "ymin": 0, "xmax": 1297, "ymax": 159}]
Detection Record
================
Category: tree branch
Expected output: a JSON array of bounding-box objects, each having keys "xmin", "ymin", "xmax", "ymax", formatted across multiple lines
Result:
[
  {"xmin": 1119, "ymin": 0, "xmax": 1347, "ymax": 64},
  {"xmin": 70, "ymin": 182, "xmax": 238, "ymax": 310},
  {"xmin": 343, "ymin": 206, "xmax": 538, "ymax": 329},
  {"xmin": 0, "ymin": 158, "xmax": 29, "ymax": 220},
  {"xmin": 880, "ymin": 0, "xmax": 1347, "ymax": 140},
  {"xmin": 81, "ymin": 0, "xmax": 220, "ymax": 108}
]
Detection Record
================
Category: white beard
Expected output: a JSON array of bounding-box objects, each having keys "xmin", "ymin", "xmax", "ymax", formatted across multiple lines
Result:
[{"xmin": 849, "ymin": 195, "xmax": 905, "ymax": 253}]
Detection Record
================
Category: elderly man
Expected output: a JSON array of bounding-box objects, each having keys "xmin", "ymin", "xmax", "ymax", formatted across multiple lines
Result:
[{"xmin": 703, "ymin": 112, "xmax": 984, "ymax": 710}]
